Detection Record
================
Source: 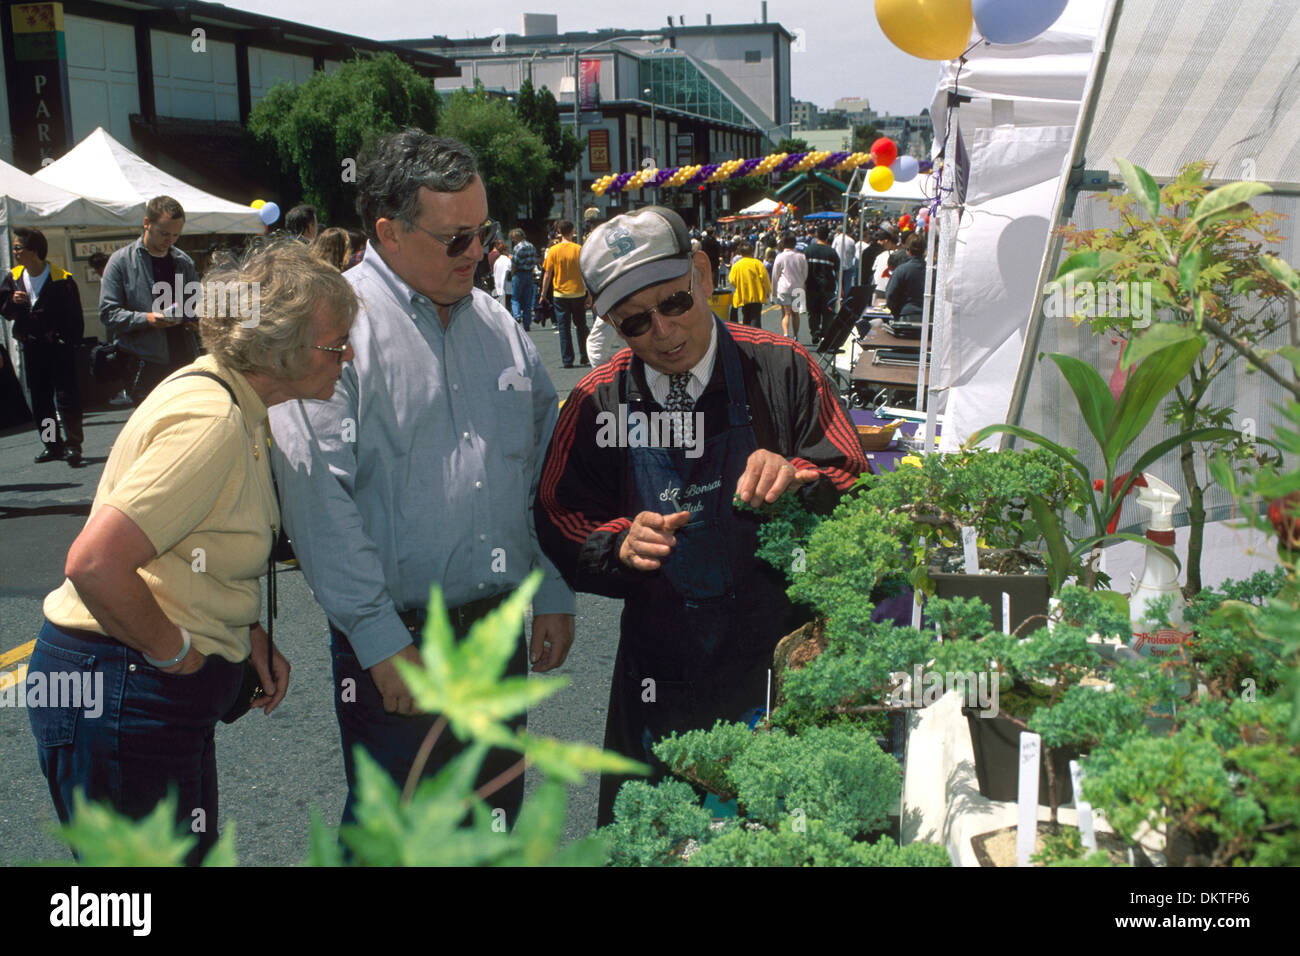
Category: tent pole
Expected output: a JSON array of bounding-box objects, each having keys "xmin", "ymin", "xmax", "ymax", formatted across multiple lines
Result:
[{"xmin": 1001, "ymin": 0, "xmax": 1125, "ymax": 447}]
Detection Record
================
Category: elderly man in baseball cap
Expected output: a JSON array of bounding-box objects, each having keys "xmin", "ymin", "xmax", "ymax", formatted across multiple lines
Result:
[{"xmin": 534, "ymin": 206, "xmax": 868, "ymax": 826}]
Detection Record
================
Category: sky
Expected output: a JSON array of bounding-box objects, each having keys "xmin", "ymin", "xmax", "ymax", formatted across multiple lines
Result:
[{"xmin": 217, "ymin": 0, "xmax": 942, "ymax": 116}]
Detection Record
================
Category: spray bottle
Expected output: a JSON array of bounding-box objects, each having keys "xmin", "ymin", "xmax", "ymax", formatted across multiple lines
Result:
[{"xmin": 1128, "ymin": 473, "xmax": 1191, "ymax": 658}]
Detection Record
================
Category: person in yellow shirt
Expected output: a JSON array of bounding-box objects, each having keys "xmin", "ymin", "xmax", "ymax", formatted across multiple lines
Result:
[
  {"xmin": 541, "ymin": 219, "xmax": 589, "ymax": 367},
  {"xmin": 28, "ymin": 241, "xmax": 356, "ymax": 865},
  {"xmin": 728, "ymin": 242, "xmax": 772, "ymax": 328}
]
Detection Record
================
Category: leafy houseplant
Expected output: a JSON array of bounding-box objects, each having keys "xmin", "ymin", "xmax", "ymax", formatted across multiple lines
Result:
[
  {"xmin": 1052, "ymin": 158, "xmax": 1292, "ymax": 593},
  {"xmin": 971, "ymin": 333, "xmax": 1239, "ymax": 594},
  {"xmin": 42, "ymin": 571, "xmax": 647, "ymax": 867}
]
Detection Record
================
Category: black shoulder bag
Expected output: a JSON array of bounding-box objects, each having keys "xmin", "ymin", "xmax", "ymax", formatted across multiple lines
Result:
[{"xmin": 173, "ymin": 370, "xmax": 279, "ymax": 723}]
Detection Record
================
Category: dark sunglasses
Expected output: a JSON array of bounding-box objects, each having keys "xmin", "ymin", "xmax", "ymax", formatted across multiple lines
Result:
[
  {"xmin": 408, "ymin": 218, "xmax": 497, "ymax": 257},
  {"xmin": 613, "ymin": 269, "xmax": 695, "ymax": 337}
]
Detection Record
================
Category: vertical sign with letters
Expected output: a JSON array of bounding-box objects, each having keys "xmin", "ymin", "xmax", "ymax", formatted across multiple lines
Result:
[
  {"xmin": 588, "ymin": 128, "xmax": 610, "ymax": 173},
  {"xmin": 9, "ymin": 3, "xmax": 73, "ymax": 170}
]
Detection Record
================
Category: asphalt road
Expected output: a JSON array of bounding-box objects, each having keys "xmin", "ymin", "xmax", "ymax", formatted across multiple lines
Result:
[{"xmin": 0, "ymin": 301, "xmax": 794, "ymax": 865}]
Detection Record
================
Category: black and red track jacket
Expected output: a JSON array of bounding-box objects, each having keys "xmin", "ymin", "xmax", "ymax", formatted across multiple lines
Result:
[{"xmin": 534, "ymin": 323, "xmax": 870, "ymax": 600}]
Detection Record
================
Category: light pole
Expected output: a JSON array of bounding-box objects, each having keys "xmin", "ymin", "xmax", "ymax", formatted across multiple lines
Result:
[
  {"xmin": 570, "ymin": 34, "xmax": 662, "ymax": 240},
  {"xmin": 644, "ymin": 86, "xmax": 656, "ymax": 206}
]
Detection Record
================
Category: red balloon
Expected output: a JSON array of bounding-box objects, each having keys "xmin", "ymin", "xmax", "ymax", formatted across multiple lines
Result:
[
  {"xmin": 871, "ymin": 137, "xmax": 898, "ymax": 167},
  {"xmin": 899, "ymin": 214, "xmax": 913, "ymax": 231}
]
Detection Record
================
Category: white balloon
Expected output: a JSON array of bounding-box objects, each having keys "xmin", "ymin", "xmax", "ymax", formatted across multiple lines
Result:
[
  {"xmin": 893, "ymin": 155, "xmax": 920, "ymax": 183},
  {"xmin": 259, "ymin": 202, "xmax": 281, "ymax": 226}
]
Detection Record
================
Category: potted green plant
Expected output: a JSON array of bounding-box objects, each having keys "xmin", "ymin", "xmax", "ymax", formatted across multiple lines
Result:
[{"xmin": 1050, "ymin": 158, "xmax": 1291, "ymax": 594}]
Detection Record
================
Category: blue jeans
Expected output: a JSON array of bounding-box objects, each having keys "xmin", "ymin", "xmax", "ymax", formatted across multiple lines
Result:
[
  {"xmin": 511, "ymin": 273, "xmax": 536, "ymax": 330},
  {"xmin": 27, "ymin": 620, "xmax": 243, "ymax": 866},
  {"xmin": 554, "ymin": 296, "xmax": 589, "ymax": 366},
  {"xmin": 329, "ymin": 604, "xmax": 527, "ymax": 828}
]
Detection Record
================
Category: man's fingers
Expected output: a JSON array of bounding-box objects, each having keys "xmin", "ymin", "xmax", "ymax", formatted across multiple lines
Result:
[{"xmin": 665, "ymin": 510, "xmax": 691, "ymax": 529}]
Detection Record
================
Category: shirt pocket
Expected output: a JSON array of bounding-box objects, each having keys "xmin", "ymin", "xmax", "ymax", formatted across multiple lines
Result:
[{"xmin": 488, "ymin": 388, "xmax": 534, "ymax": 464}]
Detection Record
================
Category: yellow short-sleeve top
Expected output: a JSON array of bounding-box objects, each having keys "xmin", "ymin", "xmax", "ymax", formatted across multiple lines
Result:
[{"xmin": 44, "ymin": 355, "xmax": 279, "ymax": 663}]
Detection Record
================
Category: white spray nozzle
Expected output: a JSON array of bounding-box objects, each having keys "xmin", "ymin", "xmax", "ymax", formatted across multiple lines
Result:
[{"xmin": 1135, "ymin": 473, "xmax": 1180, "ymax": 532}]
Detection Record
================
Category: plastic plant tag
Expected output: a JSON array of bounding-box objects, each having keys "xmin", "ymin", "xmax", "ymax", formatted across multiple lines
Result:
[
  {"xmin": 961, "ymin": 525, "xmax": 979, "ymax": 574},
  {"xmin": 1068, "ymin": 758, "xmax": 1096, "ymax": 848},
  {"xmin": 1002, "ymin": 592, "xmax": 1012, "ymax": 635},
  {"xmin": 1017, "ymin": 731, "xmax": 1042, "ymax": 867}
]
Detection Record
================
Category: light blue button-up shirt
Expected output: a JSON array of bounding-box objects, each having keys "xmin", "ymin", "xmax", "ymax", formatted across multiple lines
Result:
[{"xmin": 269, "ymin": 243, "xmax": 575, "ymax": 670}]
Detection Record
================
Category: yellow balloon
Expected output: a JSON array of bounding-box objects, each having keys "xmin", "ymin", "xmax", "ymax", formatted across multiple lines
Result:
[
  {"xmin": 875, "ymin": 0, "xmax": 973, "ymax": 60},
  {"xmin": 250, "ymin": 199, "xmax": 266, "ymax": 209},
  {"xmin": 869, "ymin": 165, "xmax": 895, "ymax": 191}
]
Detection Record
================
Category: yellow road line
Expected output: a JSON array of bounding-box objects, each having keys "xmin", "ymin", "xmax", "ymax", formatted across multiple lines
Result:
[{"xmin": 0, "ymin": 640, "xmax": 35, "ymax": 670}]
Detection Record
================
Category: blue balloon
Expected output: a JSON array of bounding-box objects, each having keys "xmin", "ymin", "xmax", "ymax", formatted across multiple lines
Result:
[
  {"xmin": 973, "ymin": 0, "xmax": 1068, "ymax": 44},
  {"xmin": 259, "ymin": 201, "xmax": 281, "ymax": 226},
  {"xmin": 893, "ymin": 154, "xmax": 920, "ymax": 183}
]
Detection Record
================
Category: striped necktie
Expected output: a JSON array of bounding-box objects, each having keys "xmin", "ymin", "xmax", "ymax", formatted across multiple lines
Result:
[{"xmin": 664, "ymin": 372, "xmax": 692, "ymax": 412}]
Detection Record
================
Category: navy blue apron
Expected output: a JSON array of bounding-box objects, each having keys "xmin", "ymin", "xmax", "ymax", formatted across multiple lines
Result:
[{"xmin": 597, "ymin": 318, "xmax": 804, "ymax": 826}]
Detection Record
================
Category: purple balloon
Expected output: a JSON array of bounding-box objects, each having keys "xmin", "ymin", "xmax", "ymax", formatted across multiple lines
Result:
[
  {"xmin": 973, "ymin": 0, "xmax": 1069, "ymax": 45},
  {"xmin": 258, "ymin": 201, "xmax": 280, "ymax": 226}
]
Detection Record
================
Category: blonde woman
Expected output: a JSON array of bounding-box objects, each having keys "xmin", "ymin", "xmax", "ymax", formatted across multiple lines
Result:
[{"xmin": 29, "ymin": 241, "xmax": 357, "ymax": 864}]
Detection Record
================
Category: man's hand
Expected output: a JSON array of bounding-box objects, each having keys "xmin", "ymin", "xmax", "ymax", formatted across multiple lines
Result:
[
  {"xmin": 248, "ymin": 623, "xmax": 291, "ymax": 716},
  {"xmin": 530, "ymin": 613, "xmax": 575, "ymax": 672},
  {"xmin": 619, "ymin": 510, "xmax": 691, "ymax": 571},
  {"xmin": 734, "ymin": 449, "xmax": 819, "ymax": 506},
  {"xmin": 145, "ymin": 312, "xmax": 178, "ymax": 328},
  {"xmin": 11, "ymin": 290, "xmax": 29, "ymax": 308},
  {"xmin": 369, "ymin": 644, "xmax": 423, "ymax": 716}
]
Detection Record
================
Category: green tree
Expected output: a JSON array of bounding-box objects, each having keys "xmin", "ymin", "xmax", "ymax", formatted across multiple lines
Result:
[
  {"xmin": 853, "ymin": 123, "xmax": 882, "ymax": 152},
  {"xmin": 246, "ymin": 53, "xmax": 441, "ymax": 226},
  {"xmin": 437, "ymin": 82, "xmax": 555, "ymax": 228},
  {"xmin": 776, "ymin": 137, "xmax": 810, "ymax": 154},
  {"xmin": 514, "ymin": 79, "xmax": 584, "ymax": 222}
]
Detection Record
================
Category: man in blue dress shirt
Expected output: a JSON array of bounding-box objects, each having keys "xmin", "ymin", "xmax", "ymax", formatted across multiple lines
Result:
[{"xmin": 270, "ymin": 130, "xmax": 576, "ymax": 825}]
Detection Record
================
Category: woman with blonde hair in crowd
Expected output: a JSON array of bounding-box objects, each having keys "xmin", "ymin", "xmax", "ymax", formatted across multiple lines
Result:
[
  {"xmin": 311, "ymin": 226, "xmax": 351, "ymax": 272},
  {"xmin": 28, "ymin": 240, "xmax": 357, "ymax": 865}
]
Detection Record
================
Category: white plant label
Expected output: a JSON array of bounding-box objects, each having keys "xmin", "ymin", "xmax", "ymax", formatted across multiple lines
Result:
[
  {"xmin": 1017, "ymin": 731, "xmax": 1042, "ymax": 867},
  {"xmin": 1002, "ymin": 592, "xmax": 1012, "ymax": 635},
  {"xmin": 1070, "ymin": 759, "xmax": 1096, "ymax": 851},
  {"xmin": 961, "ymin": 525, "xmax": 979, "ymax": 574}
]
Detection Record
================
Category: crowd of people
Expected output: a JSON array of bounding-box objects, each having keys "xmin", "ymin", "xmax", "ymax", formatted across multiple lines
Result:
[{"xmin": 9, "ymin": 132, "xmax": 881, "ymax": 861}]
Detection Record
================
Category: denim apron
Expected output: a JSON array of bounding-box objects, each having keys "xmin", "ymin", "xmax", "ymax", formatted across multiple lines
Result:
[{"xmin": 597, "ymin": 318, "xmax": 803, "ymax": 825}]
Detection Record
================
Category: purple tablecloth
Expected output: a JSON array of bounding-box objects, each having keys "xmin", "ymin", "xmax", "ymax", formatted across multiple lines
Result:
[{"xmin": 850, "ymin": 408, "xmax": 940, "ymax": 473}]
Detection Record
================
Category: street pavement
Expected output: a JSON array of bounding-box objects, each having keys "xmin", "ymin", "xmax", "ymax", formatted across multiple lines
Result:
[{"xmin": 0, "ymin": 299, "xmax": 795, "ymax": 865}]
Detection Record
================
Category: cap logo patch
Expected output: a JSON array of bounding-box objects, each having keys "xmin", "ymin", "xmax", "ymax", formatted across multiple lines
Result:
[{"xmin": 604, "ymin": 224, "xmax": 637, "ymax": 259}]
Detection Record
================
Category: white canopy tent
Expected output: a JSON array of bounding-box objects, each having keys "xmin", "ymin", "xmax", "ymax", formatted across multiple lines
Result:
[
  {"xmin": 923, "ymin": 0, "xmax": 1300, "ymax": 587},
  {"xmin": 34, "ymin": 127, "xmax": 265, "ymax": 235},
  {"xmin": 736, "ymin": 197, "xmax": 785, "ymax": 216},
  {"xmin": 858, "ymin": 171, "xmax": 938, "ymax": 205},
  {"xmin": 1, "ymin": 158, "xmax": 142, "ymax": 395}
]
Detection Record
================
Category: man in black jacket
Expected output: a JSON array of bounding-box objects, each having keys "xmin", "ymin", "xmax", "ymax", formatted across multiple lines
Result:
[
  {"xmin": 803, "ymin": 225, "xmax": 840, "ymax": 345},
  {"xmin": 885, "ymin": 232, "xmax": 929, "ymax": 323},
  {"xmin": 859, "ymin": 222, "xmax": 900, "ymax": 308},
  {"xmin": 0, "ymin": 227, "xmax": 85, "ymax": 465}
]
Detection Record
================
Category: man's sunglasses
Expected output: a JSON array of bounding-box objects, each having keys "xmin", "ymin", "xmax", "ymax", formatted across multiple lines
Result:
[
  {"xmin": 408, "ymin": 218, "xmax": 497, "ymax": 257},
  {"xmin": 612, "ymin": 269, "xmax": 695, "ymax": 338}
]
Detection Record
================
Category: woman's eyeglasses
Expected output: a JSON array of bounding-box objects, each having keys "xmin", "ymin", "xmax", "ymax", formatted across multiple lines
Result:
[
  {"xmin": 314, "ymin": 339, "xmax": 349, "ymax": 362},
  {"xmin": 613, "ymin": 270, "xmax": 695, "ymax": 338},
  {"xmin": 408, "ymin": 219, "xmax": 498, "ymax": 257}
]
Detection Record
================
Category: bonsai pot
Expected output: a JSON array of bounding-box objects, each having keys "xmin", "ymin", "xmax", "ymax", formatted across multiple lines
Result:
[
  {"xmin": 963, "ymin": 708, "xmax": 1076, "ymax": 806},
  {"xmin": 931, "ymin": 571, "xmax": 1050, "ymax": 636}
]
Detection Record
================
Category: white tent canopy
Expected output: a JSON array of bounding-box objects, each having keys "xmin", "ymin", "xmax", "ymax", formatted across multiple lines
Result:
[
  {"xmin": 858, "ymin": 171, "xmax": 938, "ymax": 204},
  {"xmin": 34, "ymin": 127, "xmax": 264, "ymax": 234},
  {"xmin": 0, "ymin": 158, "xmax": 139, "ymax": 230},
  {"xmin": 736, "ymin": 197, "xmax": 784, "ymax": 216}
]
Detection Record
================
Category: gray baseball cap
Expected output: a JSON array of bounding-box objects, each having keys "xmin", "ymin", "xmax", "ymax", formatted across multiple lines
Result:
[{"xmin": 580, "ymin": 206, "xmax": 693, "ymax": 316}]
